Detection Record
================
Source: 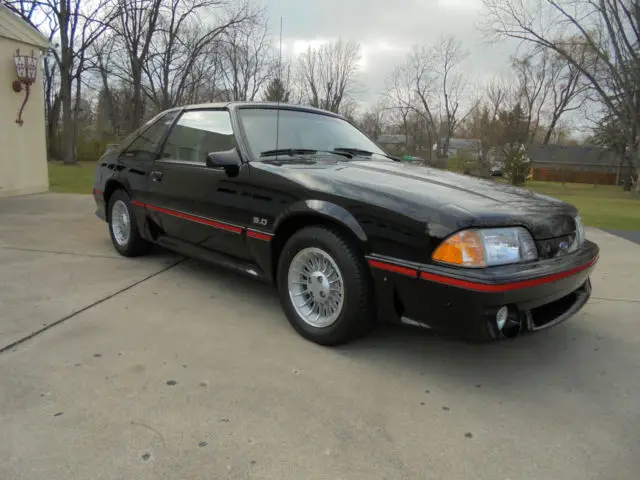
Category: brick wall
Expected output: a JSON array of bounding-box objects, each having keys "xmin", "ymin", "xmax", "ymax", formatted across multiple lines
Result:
[{"xmin": 532, "ymin": 167, "xmax": 629, "ymax": 185}]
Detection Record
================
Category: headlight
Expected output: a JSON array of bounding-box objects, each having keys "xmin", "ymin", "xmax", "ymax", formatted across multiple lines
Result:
[
  {"xmin": 574, "ymin": 215, "xmax": 585, "ymax": 246},
  {"xmin": 432, "ymin": 227, "xmax": 538, "ymax": 268}
]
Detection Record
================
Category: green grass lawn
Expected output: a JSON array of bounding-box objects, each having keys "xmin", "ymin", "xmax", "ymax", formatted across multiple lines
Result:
[
  {"xmin": 47, "ymin": 162, "xmax": 639, "ymax": 231},
  {"xmin": 48, "ymin": 161, "xmax": 96, "ymax": 194},
  {"xmin": 524, "ymin": 181, "xmax": 640, "ymax": 230}
]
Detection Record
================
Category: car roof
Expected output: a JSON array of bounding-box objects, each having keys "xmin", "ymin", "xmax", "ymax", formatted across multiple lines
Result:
[{"xmin": 165, "ymin": 101, "xmax": 344, "ymax": 119}]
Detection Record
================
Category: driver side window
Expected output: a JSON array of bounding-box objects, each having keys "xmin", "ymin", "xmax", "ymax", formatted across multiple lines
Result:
[{"xmin": 161, "ymin": 109, "xmax": 236, "ymax": 164}]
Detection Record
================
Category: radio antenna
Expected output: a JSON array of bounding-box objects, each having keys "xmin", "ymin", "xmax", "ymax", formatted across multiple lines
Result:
[{"xmin": 275, "ymin": 16, "xmax": 283, "ymax": 157}]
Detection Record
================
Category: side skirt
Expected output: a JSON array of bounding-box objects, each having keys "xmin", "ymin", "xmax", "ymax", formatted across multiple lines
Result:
[{"xmin": 155, "ymin": 234, "xmax": 273, "ymax": 284}]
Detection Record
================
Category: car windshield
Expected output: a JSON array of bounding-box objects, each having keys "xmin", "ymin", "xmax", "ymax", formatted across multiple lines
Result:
[{"xmin": 237, "ymin": 108, "xmax": 388, "ymax": 160}]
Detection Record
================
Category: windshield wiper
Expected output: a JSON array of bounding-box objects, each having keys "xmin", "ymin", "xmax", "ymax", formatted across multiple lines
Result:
[
  {"xmin": 260, "ymin": 148, "xmax": 352, "ymax": 158},
  {"xmin": 260, "ymin": 148, "xmax": 317, "ymax": 157},
  {"xmin": 333, "ymin": 147, "xmax": 401, "ymax": 162}
]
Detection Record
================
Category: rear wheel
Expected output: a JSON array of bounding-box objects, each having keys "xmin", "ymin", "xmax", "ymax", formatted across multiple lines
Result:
[
  {"xmin": 107, "ymin": 189, "xmax": 151, "ymax": 257},
  {"xmin": 277, "ymin": 226, "xmax": 375, "ymax": 346}
]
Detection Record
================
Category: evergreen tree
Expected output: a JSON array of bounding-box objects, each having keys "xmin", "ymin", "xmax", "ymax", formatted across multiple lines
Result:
[
  {"xmin": 499, "ymin": 103, "xmax": 530, "ymax": 185},
  {"xmin": 263, "ymin": 77, "xmax": 290, "ymax": 103}
]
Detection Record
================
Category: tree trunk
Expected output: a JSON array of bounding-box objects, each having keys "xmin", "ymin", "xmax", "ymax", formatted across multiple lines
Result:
[
  {"xmin": 47, "ymin": 94, "xmax": 61, "ymax": 159},
  {"xmin": 58, "ymin": 1, "xmax": 75, "ymax": 165},
  {"xmin": 60, "ymin": 64, "xmax": 75, "ymax": 164},
  {"xmin": 542, "ymin": 116, "xmax": 559, "ymax": 145},
  {"xmin": 72, "ymin": 78, "xmax": 82, "ymax": 162},
  {"xmin": 131, "ymin": 62, "xmax": 143, "ymax": 130},
  {"xmin": 625, "ymin": 131, "xmax": 640, "ymax": 192}
]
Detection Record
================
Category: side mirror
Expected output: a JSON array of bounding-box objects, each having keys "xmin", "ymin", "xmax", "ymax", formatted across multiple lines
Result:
[{"xmin": 206, "ymin": 148, "xmax": 241, "ymax": 177}]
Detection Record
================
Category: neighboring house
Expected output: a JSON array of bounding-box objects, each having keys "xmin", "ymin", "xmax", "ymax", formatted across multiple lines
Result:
[
  {"xmin": 0, "ymin": 5, "xmax": 49, "ymax": 198},
  {"xmin": 433, "ymin": 137, "xmax": 482, "ymax": 160},
  {"xmin": 377, "ymin": 134, "xmax": 408, "ymax": 152},
  {"xmin": 448, "ymin": 138, "xmax": 482, "ymax": 159},
  {"xmin": 527, "ymin": 144, "xmax": 633, "ymax": 185}
]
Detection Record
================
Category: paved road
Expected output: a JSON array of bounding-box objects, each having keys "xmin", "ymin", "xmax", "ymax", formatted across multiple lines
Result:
[
  {"xmin": 604, "ymin": 229, "xmax": 640, "ymax": 246},
  {"xmin": 1, "ymin": 194, "xmax": 639, "ymax": 480}
]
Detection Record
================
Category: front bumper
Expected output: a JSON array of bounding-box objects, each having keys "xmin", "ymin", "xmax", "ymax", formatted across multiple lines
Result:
[
  {"xmin": 92, "ymin": 187, "xmax": 106, "ymax": 221},
  {"xmin": 367, "ymin": 240, "xmax": 599, "ymax": 340}
]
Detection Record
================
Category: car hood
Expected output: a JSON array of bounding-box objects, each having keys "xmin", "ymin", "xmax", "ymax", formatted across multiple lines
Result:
[{"xmin": 257, "ymin": 159, "xmax": 579, "ymax": 239}]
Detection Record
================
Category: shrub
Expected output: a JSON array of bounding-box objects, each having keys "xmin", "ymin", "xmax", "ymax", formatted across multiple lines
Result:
[{"xmin": 503, "ymin": 143, "xmax": 531, "ymax": 186}]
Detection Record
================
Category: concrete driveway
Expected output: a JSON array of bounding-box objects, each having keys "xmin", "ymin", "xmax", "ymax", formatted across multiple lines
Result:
[{"xmin": 1, "ymin": 193, "xmax": 639, "ymax": 480}]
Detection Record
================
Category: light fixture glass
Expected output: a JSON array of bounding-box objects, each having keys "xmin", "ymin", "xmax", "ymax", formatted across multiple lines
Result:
[
  {"xmin": 14, "ymin": 50, "xmax": 38, "ymax": 83},
  {"xmin": 14, "ymin": 54, "xmax": 26, "ymax": 79},
  {"xmin": 26, "ymin": 56, "xmax": 38, "ymax": 82}
]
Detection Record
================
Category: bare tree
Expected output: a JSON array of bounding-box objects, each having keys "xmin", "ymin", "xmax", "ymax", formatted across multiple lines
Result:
[
  {"xmin": 357, "ymin": 101, "xmax": 388, "ymax": 141},
  {"xmin": 483, "ymin": 0, "xmax": 640, "ymax": 189},
  {"xmin": 486, "ymin": 77, "xmax": 513, "ymax": 120},
  {"xmin": 511, "ymin": 46, "xmax": 589, "ymax": 144},
  {"xmin": 511, "ymin": 51, "xmax": 550, "ymax": 142},
  {"xmin": 384, "ymin": 36, "xmax": 474, "ymax": 162},
  {"xmin": 4, "ymin": 0, "xmax": 50, "ymax": 30},
  {"xmin": 590, "ymin": 111, "xmax": 634, "ymax": 185},
  {"xmin": 384, "ymin": 45, "xmax": 437, "ymax": 160},
  {"xmin": 404, "ymin": 43, "xmax": 438, "ymax": 151},
  {"xmin": 542, "ymin": 47, "xmax": 590, "ymax": 143},
  {"xmin": 217, "ymin": 16, "xmax": 273, "ymax": 101},
  {"xmin": 111, "ymin": 0, "xmax": 164, "ymax": 130},
  {"xmin": 384, "ymin": 63, "xmax": 416, "ymax": 137},
  {"xmin": 457, "ymin": 78, "xmax": 518, "ymax": 172},
  {"xmin": 43, "ymin": 50, "xmax": 61, "ymax": 156},
  {"xmin": 184, "ymin": 40, "xmax": 225, "ymax": 104},
  {"xmin": 70, "ymin": 0, "xmax": 115, "ymax": 161},
  {"xmin": 433, "ymin": 36, "xmax": 471, "ymax": 157},
  {"xmin": 91, "ymin": 32, "xmax": 124, "ymax": 134},
  {"xmin": 298, "ymin": 39, "xmax": 361, "ymax": 113},
  {"xmin": 142, "ymin": 0, "xmax": 254, "ymax": 110}
]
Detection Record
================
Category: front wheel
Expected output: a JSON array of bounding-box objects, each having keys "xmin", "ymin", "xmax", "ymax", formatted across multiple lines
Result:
[
  {"xmin": 276, "ymin": 226, "xmax": 375, "ymax": 346},
  {"xmin": 107, "ymin": 189, "xmax": 151, "ymax": 257}
]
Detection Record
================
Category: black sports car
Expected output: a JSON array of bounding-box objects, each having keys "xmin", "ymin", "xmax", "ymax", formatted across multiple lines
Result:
[{"xmin": 92, "ymin": 102, "xmax": 599, "ymax": 345}]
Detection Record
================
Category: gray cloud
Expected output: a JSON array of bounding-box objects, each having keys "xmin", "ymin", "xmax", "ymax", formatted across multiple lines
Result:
[{"xmin": 264, "ymin": 0, "xmax": 521, "ymax": 104}]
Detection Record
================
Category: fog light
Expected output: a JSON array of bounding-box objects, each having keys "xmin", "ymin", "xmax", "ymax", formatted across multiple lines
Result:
[{"xmin": 496, "ymin": 306, "xmax": 508, "ymax": 330}]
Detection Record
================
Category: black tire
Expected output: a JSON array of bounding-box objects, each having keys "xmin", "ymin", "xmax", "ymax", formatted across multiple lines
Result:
[
  {"xmin": 276, "ymin": 226, "xmax": 375, "ymax": 346},
  {"xmin": 107, "ymin": 189, "xmax": 151, "ymax": 257}
]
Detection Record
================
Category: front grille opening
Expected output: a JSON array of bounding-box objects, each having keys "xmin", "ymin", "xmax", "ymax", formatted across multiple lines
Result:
[
  {"xmin": 529, "ymin": 291, "xmax": 578, "ymax": 328},
  {"xmin": 536, "ymin": 233, "xmax": 578, "ymax": 259}
]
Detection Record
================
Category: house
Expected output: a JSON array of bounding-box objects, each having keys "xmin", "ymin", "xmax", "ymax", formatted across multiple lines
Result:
[
  {"xmin": 377, "ymin": 134, "xmax": 408, "ymax": 152},
  {"xmin": 0, "ymin": 5, "xmax": 50, "ymax": 198},
  {"xmin": 527, "ymin": 144, "xmax": 633, "ymax": 185},
  {"xmin": 432, "ymin": 138, "xmax": 482, "ymax": 158},
  {"xmin": 443, "ymin": 138, "xmax": 482, "ymax": 159}
]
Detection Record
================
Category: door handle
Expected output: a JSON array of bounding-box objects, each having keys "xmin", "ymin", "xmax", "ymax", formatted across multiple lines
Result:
[{"xmin": 151, "ymin": 170, "xmax": 164, "ymax": 181}]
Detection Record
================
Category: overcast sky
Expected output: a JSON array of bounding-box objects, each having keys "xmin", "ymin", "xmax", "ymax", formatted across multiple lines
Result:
[{"xmin": 263, "ymin": 0, "xmax": 522, "ymax": 106}]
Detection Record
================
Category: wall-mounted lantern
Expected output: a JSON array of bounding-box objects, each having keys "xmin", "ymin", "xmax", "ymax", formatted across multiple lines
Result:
[{"xmin": 12, "ymin": 49, "xmax": 39, "ymax": 126}]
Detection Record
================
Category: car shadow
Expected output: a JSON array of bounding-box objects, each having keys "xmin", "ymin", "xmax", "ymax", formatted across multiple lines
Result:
[{"xmin": 165, "ymin": 253, "xmax": 626, "ymax": 409}]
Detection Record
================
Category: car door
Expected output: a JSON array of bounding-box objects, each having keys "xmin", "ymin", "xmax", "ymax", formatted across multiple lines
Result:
[
  {"xmin": 114, "ymin": 111, "xmax": 179, "ymax": 206},
  {"xmin": 146, "ymin": 108, "xmax": 250, "ymax": 259}
]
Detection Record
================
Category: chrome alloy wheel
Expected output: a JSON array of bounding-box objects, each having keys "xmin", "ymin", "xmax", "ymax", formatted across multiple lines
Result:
[
  {"xmin": 111, "ymin": 199, "xmax": 131, "ymax": 247},
  {"xmin": 287, "ymin": 247, "xmax": 345, "ymax": 328}
]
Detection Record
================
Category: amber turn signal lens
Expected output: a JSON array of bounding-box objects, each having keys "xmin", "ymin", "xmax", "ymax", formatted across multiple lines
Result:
[{"xmin": 432, "ymin": 230, "xmax": 486, "ymax": 267}]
